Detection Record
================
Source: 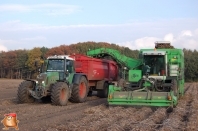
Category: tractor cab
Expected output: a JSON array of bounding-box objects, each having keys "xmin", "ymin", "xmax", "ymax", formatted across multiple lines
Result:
[
  {"xmin": 30, "ymin": 55, "xmax": 75, "ymax": 99},
  {"xmin": 46, "ymin": 55, "xmax": 74, "ymax": 73},
  {"xmin": 46, "ymin": 55, "xmax": 74, "ymax": 80}
]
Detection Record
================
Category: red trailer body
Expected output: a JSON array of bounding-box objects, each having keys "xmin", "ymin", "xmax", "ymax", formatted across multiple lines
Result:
[{"xmin": 69, "ymin": 54, "xmax": 118, "ymax": 87}]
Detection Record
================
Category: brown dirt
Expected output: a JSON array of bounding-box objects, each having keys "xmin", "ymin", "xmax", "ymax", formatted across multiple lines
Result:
[{"xmin": 0, "ymin": 79, "xmax": 197, "ymax": 131}]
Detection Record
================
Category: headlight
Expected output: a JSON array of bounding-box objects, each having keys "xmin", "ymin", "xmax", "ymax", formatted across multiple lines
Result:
[{"xmin": 36, "ymin": 81, "xmax": 38, "ymax": 83}]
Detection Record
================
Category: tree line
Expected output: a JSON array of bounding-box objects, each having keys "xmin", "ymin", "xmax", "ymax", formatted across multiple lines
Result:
[{"xmin": 0, "ymin": 41, "xmax": 196, "ymax": 82}]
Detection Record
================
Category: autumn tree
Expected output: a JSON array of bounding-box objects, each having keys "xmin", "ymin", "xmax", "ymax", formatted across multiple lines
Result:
[
  {"xmin": 26, "ymin": 47, "xmax": 42, "ymax": 71},
  {"xmin": 0, "ymin": 41, "xmax": 197, "ymax": 81},
  {"xmin": 45, "ymin": 46, "xmax": 65, "ymax": 57}
]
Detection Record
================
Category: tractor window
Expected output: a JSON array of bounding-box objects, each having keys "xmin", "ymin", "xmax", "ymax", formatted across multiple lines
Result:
[
  {"xmin": 47, "ymin": 59, "xmax": 73, "ymax": 73},
  {"xmin": 66, "ymin": 60, "xmax": 74, "ymax": 73},
  {"xmin": 143, "ymin": 55, "xmax": 165, "ymax": 75}
]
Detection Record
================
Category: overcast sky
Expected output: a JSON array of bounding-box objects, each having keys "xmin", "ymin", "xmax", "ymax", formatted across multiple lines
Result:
[{"xmin": 0, "ymin": 0, "xmax": 198, "ymax": 52}]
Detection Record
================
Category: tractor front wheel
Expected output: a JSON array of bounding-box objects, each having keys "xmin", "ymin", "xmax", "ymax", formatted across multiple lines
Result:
[
  {"xmin": 17, "ymin": 81, "xmax": 35, "ymax": 103},
  {"xmin": 51, "ymin": 82, "xmax": 69, "ymax": 106}
]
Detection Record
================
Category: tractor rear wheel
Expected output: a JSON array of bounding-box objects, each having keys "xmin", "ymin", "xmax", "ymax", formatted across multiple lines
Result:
[
  {"xmin": 51, "ymin": 82, "xmax": 69, "ymax": 106},
  {"xmin": 97, "ymin": 82, "xmax": 109, "ymax": 98},
  {"xmin": 17, "ymin": 81, "xmax": 35, "ymax": 103},
  {"xmin": 70, "ymin": 76, "xmax": 88, "ymax": 103}
]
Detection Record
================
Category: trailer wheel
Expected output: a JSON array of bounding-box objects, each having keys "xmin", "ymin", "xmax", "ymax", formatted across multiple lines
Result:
[
  {"xmin": 70, "ymin": 76, "xmax": 88, "ymax": 103},
  {"xmin": 172, "ymin": 79, "xmax": 178, "ymax": 96},
  {"xmin": 17, "ymin": 81, "xmax": 35, "ymax": 103},
  {"xmin": 51, "ymin": 82, "xmax": 69, "ymax": 106},
  {"xmin": 88, "ymin": 90, "xmax": 93, "ymax": 96},
  {"xmin": 97, "ymin": 82, "xmax": 109, "ymax": 98}
]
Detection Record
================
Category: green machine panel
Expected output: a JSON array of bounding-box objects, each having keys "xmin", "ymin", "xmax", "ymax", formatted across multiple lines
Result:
[{"xmin": 129, "ymin": 70, "xmax": 142, "ymax": 82}]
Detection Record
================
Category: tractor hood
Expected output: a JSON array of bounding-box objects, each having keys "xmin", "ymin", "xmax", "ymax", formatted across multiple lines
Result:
[
  {"xmin": 36, "ymin": 72, "xmax": 60, "ymax": 88},
  {"xmin": 36, "ymin": 73, "xmax": 47, "ymax": 83}
]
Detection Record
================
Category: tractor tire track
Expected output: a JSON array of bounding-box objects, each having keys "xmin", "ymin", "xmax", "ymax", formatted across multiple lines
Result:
[
  {"xmin": 18, "ymin": 98, "xmax": 106, "ymax": 131},
  {"xmin": 0, "ymin": 80, "xmax": 196, "ymax": 131},
  {"xmin": 0, "ymin": 94, "xmax": 99, "ymax": 116},
  {"xmin": 128, "ymin": 83, "xmax": 193, "ymax": 131},
  {"xmin": 185, "ymin": 83, "xmax": 198, "ymax": 131},
  {"xmin": 158, "ymin": 83, "xmax": 194, "ymax": 131},
  {"xmin": 47, "ymin": 106, "xmax": 155, "ymax": 131}
]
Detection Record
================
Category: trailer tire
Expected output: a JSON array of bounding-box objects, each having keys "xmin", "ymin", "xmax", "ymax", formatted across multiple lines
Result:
[
  {"xmin": 97, "ymin": 82, "xmax": 109, "ymax": 98},
  {"xmin": 51, "ymin": 82, "xmax": 69, "ymax": 106},
  {"xmin": 17, "ymin": 81, "xmax": 35, "ymax": 103},
  {"xmin": 70, "ymin": 76, "xmax": 88, "ymax": 103},
  {"xmin": 88, "ymin": 90, "xmax": 93, "ymax": 96},
  {"xmin": 172, "ymin": 79, "xmax": 178, "ymax": 96}
]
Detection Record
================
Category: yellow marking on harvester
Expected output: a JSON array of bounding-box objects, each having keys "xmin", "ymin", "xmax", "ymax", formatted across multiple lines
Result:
[
  {"xmin": 167, "ymin": 96, "xmax": 172, "ymax": 100},
  {"xmin": 109, "ymin": 94, "xmax": 112, "ymax": 99}
]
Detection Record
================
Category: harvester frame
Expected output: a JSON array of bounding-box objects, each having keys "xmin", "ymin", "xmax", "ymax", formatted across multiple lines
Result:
[{"xmin": 87, "ymin": 41, "xmax": 185, "ymax": 107}]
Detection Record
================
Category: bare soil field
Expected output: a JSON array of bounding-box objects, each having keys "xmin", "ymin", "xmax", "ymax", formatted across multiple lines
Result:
[{"xmin": 0, "ymin": 79, "xmax": 197, "ymax": 131}]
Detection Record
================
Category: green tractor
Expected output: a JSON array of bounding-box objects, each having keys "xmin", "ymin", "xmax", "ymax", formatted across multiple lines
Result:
[
  {"xmin": 87, "ymin": 41, "xmax": 185, "ymax": 107},
  {"xmin": 17, "ymin": 54, "xmax": 118, "ymax": 106},
  {"xmin": 17, "ymin": 55, "xmax": 88, "ymax": 106}
]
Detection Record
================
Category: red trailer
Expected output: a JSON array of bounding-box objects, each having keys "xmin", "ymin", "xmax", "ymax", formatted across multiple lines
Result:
[{"xmin": 69, "ymin": 54, "xmax": 118, "ymax": 97}]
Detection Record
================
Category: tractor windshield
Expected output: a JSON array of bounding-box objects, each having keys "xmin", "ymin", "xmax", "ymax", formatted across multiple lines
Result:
[
  {"xmin": 47, "ymin": 59, "xmax": 73, "ymax": 73},
  {"xmin": 143, "ymin": 55, "xmax": 165, "ymax": 75}
]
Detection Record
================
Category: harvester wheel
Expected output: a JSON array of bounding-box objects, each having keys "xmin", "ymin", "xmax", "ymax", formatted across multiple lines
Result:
[
  {"xmin": 70, "ymin": 76, "xmax": 88, "ymax": 103},
  {"xmin": 97, "ymin": 82, "xmax": 109, "ymax": 98},
  {"xmin": 172, "ymin": 79, "xmax": 178, "ymax": 96},
  {"xmin": 51, "ymin": 82, "xmax": 69, "ymax": 106},
  {"xmin": 17, "ymin": 81, "xmax": 35, "ymax": 103}
]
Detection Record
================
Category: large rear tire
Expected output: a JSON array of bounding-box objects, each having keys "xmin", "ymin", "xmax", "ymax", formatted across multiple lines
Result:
[
  {"xmin": 97, "ymin": 82, "xmax": 109, "ymax": 98},
  {"xmin": 17, "ymin": 81, "xmax": 35, "ymax": 103},
  {"xmin": 51, "ymin": 82, "xmax": 69, "ymax": 106},
  {"xmin": 70, "ymin": 76, "xmax": 88, "ymax": 103}
]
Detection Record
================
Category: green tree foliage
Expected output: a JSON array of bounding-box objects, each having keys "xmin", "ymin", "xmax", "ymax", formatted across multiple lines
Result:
[
  {"xmin": 183, "ymin": 48, "xmax": 198, "ymax": 82},
  {"xmin": 40, "ymin": 46, "xmax": 49, "ymax": 59}
]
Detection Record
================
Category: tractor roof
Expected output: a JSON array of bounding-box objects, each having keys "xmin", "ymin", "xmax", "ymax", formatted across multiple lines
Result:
[{"xmin": 47, "ymin": 55, "xmax": 74, "ymax": 60}]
